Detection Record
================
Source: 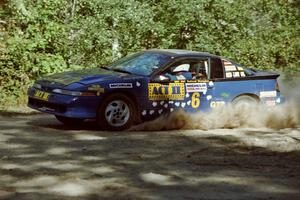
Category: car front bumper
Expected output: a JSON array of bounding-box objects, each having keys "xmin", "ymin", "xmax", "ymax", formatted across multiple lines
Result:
[{"xmin": 27, "ymin": 87, "xmax": 102, "ymax": 119}]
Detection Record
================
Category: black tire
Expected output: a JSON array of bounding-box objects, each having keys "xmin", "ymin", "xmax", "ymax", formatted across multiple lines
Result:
[
  {"xmin": 97, "ymin": 93, "xmax": 136, "ymax": 131},
  {"xmin": 55, "ymin": 115, "xmax": 84, "ymax": 126},
  {"xmin": 232, "ymin": 95, "xmax": 259, "ymax": 106}
]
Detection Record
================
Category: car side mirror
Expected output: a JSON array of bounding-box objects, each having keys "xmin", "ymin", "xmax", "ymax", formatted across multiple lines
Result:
[{"xmin": 152, "ymin": 75, "xmax": 170, "ymax": 83}]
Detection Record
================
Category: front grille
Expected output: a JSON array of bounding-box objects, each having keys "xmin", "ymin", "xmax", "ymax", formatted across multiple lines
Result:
[{"xmin": 28, "ymin": 98, "xmax": 66, "ymax": 113}]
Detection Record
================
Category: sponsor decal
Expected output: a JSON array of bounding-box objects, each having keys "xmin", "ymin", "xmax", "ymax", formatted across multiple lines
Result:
[
  {"xmin": 186, "ymin": 80, "xmax": 209, "ymax": 83},
  {"xmin": 210, "ymin": 101, "xmax": 225, "ymax": 108},
  {"xmin": 220, "ymin": 92, "xmax": 230, "ymax": 98},
  {"xmin": 109, "ymin": 83, "xmax": 133, "ymax": 89},
  {"xmin": 223, "ymin": 60, "xmax": 232, "ymax": 65},
  {"xmin": 148, "ymin": 83, "xmax": 185, "ymax": 100},
  {"xmin": 260, "ymin": 91, "xmax": 277, "ymax": 98},
  {"xmin": 233, "ymin": 72, "xmax": 240, "ymax": 77},
  {"xmin": 185, "ymin": 83, "xmax": 207, "ymax": 93},
  {"xmin": 226, "ymin": 72, "xmax": 233, "ymax": 78},
  {"xmin": 224, "ymin": 65, "xmax": 237, "ymax": 72},
  {"xmin": 174, "ymin": 80, "xmax": 186, "ymax": 83},
  {"xmin": 88, "ymin": 85, "xmax": 105, "ymax": 96},
  {"xmin": 237, "ymin": 67, "xmax": 244, "ymax": 71}
]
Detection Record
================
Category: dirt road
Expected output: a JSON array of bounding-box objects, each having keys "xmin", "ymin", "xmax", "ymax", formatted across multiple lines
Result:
[{"xmin": 0, "ymin": 113, "xmax": 300, "ymax": 200}]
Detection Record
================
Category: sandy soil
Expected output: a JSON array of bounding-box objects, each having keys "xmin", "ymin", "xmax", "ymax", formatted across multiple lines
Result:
[{"xmin": 0, "ymin": 113, "xmax": 300, "ymax": 200}]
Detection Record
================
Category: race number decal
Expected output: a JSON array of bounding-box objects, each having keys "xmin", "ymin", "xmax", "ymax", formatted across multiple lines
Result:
[
  {"xmin": 191, "ymin": 92, "xmax": 200, "ymax": 108},
  {"xmin": 148, "ymin": 83, "xmax": 185, "ymax": 100}
]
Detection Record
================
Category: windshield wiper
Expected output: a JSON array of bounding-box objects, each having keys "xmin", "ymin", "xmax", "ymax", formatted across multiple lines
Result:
[{"xmin": 112, "ymin": 68, "xmax": 132, "ymax": 74}]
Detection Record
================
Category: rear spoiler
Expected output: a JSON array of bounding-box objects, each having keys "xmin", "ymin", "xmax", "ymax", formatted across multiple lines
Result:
[
  {"xmin": 245, "ymin": 68, "xmax": 280, "ymax": 79},
  {"xmin": 214, "ymin": 68, "xmax": 280, "ymax": 82}
]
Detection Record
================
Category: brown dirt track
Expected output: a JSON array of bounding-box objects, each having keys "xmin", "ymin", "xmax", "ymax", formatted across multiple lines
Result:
[{"xmin": 0, "ymin": 113, "xmax": 300, "ymax": 200}]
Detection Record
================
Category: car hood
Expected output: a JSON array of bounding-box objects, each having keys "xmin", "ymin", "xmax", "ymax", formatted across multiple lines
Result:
[{"xmin": 38, "ymin": 68, "xmax": 141, "ymax": 86}]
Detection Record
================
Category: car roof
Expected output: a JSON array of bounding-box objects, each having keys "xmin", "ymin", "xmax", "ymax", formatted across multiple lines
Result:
[{"xmin": 145, "ymin": 49, "xmax": 220, "ymax": 58}]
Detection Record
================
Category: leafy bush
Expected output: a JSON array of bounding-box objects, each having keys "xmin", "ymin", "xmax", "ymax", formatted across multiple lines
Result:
[{"xmin": 0, "ymin": 0, "xmax": 299, "ymax": 107}]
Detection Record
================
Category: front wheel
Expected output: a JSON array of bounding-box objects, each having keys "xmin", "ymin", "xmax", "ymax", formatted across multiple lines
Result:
[{"xmin": 97, "ymin": 93, "xmax": 136, "ymax": 131}]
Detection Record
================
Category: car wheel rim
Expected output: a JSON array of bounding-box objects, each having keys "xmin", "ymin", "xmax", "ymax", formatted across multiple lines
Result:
[{"xmin": 105, "ymin": 100, "xmax": 130, "ymax": 127}]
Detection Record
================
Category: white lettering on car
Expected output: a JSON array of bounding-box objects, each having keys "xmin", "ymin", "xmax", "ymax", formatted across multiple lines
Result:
[
  {"xmin": 109, "ymin": 83, "xmax": 133, "ymax": 89},
  {"xmin": 260, "ymin": 91, "xmax": 277, "ymax": 98},
  {"xmin": 185, "ymin": 83, "xmax": 207, "ymax": 93}
]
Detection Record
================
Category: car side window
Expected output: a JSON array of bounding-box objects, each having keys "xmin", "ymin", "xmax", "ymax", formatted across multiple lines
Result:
[
  {"xmin": 210, "ymin": 58, "xmax": 224, "ymax": 79},
  {"xmin": 191, "ymin": 60, "xmax": 209, "ymax": 80},
  {"xmin": 162, "ymin": 60, "xmax": 209, "ymax": 81}
]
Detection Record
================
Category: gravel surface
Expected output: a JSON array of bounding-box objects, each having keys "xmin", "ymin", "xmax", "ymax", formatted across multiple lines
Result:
[{"xmin": 0, "ymin": 114, "xmax": 300, "ymax": 200}]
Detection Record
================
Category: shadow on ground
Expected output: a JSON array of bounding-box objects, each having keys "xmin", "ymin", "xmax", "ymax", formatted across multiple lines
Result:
[{"xmin": 0, "ymin": 114, "xmax": 300, "ymax": 200}]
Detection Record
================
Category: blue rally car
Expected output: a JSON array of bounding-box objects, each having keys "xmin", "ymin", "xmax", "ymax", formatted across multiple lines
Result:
[{"xmin": 28, "ymin": 49, "xmax": 284, "ymax": 130}]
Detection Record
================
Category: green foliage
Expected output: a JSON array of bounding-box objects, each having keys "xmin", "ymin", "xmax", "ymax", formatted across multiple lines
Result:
[{"xmin": 0, "ymin": 0, "xmax": 299, "ymax": 107}]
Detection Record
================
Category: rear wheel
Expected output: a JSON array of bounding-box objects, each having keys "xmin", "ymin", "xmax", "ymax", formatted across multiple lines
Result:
[
  {"xmin": 232, "ymin": 95, "xmax": 259, "ymax": 106},
  {"xmin": 55, "ymin": 115, "xmax": 84, "ymax": 126},
  {"xmin": 97, "ymin": 93, "xmax": 136, "ymax": 131}
]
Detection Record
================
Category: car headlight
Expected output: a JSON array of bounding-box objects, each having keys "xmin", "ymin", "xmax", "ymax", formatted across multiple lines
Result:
[
  {"xmin": 52, "ymin": 89, "xmax": 95, "ymax": 96},
  {"xmin": 33, "ymin": 83, "xmax": 42, "ymax": 89}
]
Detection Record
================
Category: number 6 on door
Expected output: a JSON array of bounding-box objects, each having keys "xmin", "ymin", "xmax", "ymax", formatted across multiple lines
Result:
[{"xmin": 191, "ymin": 92, "xmax": 200, "ymax": 108}]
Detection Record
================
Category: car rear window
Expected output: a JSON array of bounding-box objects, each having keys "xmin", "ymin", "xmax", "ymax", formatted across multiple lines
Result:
[{"xmin": 222, "ymin": 59, "xmax": 246, "ymax": 78}]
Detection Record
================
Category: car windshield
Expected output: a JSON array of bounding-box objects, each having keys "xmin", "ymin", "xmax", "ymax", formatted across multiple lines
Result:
[{"xmin": 107, "ymin": 52, "xmax": 172, "ymax": 76}]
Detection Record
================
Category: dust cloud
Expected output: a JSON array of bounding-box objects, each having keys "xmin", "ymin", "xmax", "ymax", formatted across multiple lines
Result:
[{"xmin": 132, "ymin": 75, "xmax": 300, "ymax": 131}]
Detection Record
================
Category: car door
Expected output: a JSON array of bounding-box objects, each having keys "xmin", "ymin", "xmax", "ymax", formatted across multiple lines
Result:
[
  {"xmin": 208, "ymin": 56, "xmax": 235, "ymax": 108},
  {"xmin": 176, "ymin": 58, "xmax": 213, "ymax": 112},
  {"xmin": 147, "ymin": 57, "xmax": 213, "ymax": 114}
]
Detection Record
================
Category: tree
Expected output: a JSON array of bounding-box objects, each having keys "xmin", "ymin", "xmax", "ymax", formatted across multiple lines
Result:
[{"xmin": 0, "ymin": 0, "xmax": 299, "ymax": 107}]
